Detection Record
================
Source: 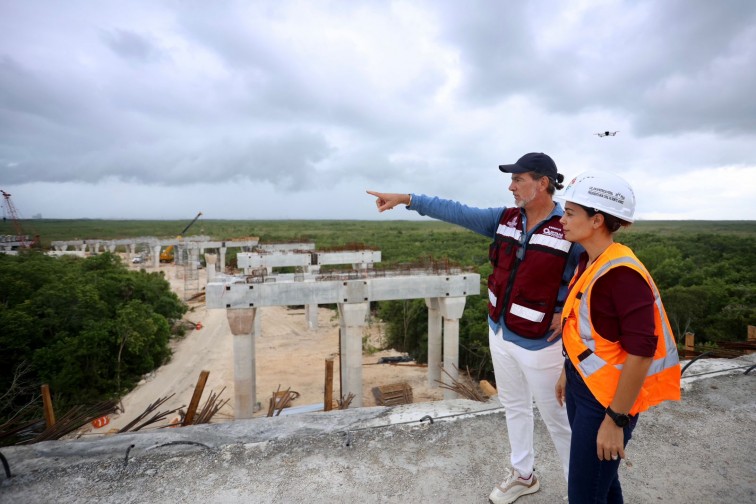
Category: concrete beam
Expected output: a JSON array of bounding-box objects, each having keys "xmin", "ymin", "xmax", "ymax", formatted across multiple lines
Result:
[
  {"xmin": 238, "ymin": 252, "xmax": 312, "ymax": 270},
  {"xmin": 313, "ymin": 250, "xmax": 380, "ymax": 266},
  {"xmin": 256, "ymin": 243, "xmax": 315, "ymax": 252},
  {"xmin": 207, "ymin": 273, "xmax": 479, "ymax": 308},
  {"xmin": 237, "ymin": 249, "xmax": 380, "ymax": 273}
]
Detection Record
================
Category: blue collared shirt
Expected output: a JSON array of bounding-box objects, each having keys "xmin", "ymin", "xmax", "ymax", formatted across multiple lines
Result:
[{"xmin": 408, "ymin": 193, "xmax": 583, "ymax": 350}]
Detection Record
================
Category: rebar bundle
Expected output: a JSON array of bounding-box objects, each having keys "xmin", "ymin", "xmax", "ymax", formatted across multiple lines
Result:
[
  {"xmin": 435, "ymin": 365, "xmax": 488, "ymax": 402},
  {"xmin": 118, "ymin": 394, "xmax": 183, "ymax": 432}
]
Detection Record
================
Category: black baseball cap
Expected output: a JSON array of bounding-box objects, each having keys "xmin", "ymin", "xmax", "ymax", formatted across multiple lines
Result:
[{"xmin": 499, "ymin": 152, "xmax": 558, "ymax": 180}]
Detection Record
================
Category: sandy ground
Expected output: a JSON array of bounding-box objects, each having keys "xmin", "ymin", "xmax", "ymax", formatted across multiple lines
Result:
[{"xmin": 87, "ymin": 261, "xmax": 443, "ymax": 435}]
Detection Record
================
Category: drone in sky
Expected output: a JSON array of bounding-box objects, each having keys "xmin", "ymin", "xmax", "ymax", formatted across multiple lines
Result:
[{"xmin": 595, "ymin": 131, "xmax": 619, "ymax": 137}]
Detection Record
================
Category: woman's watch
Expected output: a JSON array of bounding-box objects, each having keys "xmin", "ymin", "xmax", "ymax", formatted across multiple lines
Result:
[{"xmin": 606, "ymin": 406, "xmax": 631, "ymax": 427}]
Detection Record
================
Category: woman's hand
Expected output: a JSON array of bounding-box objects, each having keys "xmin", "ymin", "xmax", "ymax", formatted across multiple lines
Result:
[{"xmin": 596, "ymin": 415, "xmax": 626, "ymax": 461}]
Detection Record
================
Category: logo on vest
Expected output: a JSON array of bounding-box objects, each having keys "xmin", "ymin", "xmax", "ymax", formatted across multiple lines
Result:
[
  {"xmin": 542, "ymin": 227, "xmax": 564, "ymax": 239},
  {"xmin": 506, "ymin": 218, "xmax": 518, "ymax": 228}
]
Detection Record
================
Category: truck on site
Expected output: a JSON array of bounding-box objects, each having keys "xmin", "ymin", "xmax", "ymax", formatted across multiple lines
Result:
[{"xmin": 159, "ymin": 211, "xmax": 203, "ymax": 263}]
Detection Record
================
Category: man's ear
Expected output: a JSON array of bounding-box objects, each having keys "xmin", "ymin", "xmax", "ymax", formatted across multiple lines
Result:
[{"xmin": 539, "ymin": 175, "xmax": 549, "ymax": 191}]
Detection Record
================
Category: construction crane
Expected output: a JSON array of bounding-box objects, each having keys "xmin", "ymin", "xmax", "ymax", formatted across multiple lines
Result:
[
  {"xmin": 159, "ymin": 211, "xmax": 203, "ymax": 263},
  {"xmin": 1, "ymin": 189, "xmax": 38, "ymax": 248}
]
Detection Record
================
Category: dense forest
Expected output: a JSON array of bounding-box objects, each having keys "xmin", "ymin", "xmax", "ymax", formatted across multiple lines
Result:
[
  {"xmin": 0, "ymin": 252, "xmax": 186, "ymax": 427},
  {"xmin": 0, "ymin": 218, "xmax": 753, "ymax": 426}
]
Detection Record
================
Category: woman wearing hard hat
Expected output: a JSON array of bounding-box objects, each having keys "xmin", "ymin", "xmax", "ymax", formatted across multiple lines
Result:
[{"xmin": 554, "ymin": 171, "xmax": 681, "ymax": 503}]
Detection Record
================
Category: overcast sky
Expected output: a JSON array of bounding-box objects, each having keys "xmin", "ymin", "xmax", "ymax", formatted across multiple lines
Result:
[{"xmin": 1, "ymin": 0, "xmax": 755, "ymax": 221}]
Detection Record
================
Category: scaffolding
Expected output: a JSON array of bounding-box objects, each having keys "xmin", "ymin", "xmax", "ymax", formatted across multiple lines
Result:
[{"xmin": 177, "ymin": 242, "xmax": 200, "ymax": 301}]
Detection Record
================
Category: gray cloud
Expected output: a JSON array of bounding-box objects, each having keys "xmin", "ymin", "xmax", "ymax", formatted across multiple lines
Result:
[
  {"xmin": 435, "ymin": 0, "xmax": 756, "ymax": 136},
  {"xmin": 101, "ymin": 29, "xmax": 164, "ymax": 63},
  {"xmin": 0, "ymin": 1, "xmax": 754, "ymax": 219}
]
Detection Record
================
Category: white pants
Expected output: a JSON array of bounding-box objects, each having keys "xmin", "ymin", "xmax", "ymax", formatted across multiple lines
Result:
[{"xmin": 489, "ymin": 327, "xmax": 571, "ymax": 481}]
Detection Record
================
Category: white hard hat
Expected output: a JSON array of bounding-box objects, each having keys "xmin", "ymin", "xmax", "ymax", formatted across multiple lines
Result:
[{"xmin": 558, "ymin": 171, "xmax": 636, "ymax": 222}]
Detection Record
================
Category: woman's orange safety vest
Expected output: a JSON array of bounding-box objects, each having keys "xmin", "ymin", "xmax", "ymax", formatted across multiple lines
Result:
[{"xmin": 562, "ymin": 242, "xmax": 681, "ymax": 414}]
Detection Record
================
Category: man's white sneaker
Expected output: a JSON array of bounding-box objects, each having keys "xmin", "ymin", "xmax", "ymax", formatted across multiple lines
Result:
[{"xmin": 488, "ymin": 468, "xmax": 540, "ymax": 504}]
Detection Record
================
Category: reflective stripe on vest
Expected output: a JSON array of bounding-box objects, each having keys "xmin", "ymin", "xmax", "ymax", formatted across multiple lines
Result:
[
  {"xmin": 529, "ymin": 233, "xmax": 572, "ymax": 253},
  {"xmin": 495, "ymin": 223, "xmax": 522, "ymax": 242},
  {"xmin": 510, "ymin": 302, "xmax": 546, "ymax": 323}
]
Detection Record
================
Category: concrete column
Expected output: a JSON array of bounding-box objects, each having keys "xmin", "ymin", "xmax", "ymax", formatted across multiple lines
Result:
[
  {"xmin": 227, "ymin": 308, "xmax": 258, "ymax": 419},
  {"xmin": 204, "ymin": 253, "xmax": 218, "ymax": 282},
  {"xmin": 107, "ymin": 244, "xmax": 116, "ymax": 254},
  {"xmin": 338, "ymin": 302, "xmax": 369, "ymax": 408},
  {"xmin": 438, "ymin": 297, "xmax": 467, "ymax": 400},
  {"xmin": 128, "ymin": 243, "xmax": 136, "ymax": 262},
  {"xmin": 305, "ymin": 304, "xmax": 319, "ymax": 330},
  {"xmin": 152, "ymin": 246, "xmax": 161, "ymax": 269},
  {"xmin": 305, "ymin": 265, "xmax": 320, "ymax": 330},
  {"xmin": 425, "ymin": 297, "xmax": 443, "ymax": 388},
  {"xmin": 220, "ymin": 247, "xmax": 227, "ymax": 273}
]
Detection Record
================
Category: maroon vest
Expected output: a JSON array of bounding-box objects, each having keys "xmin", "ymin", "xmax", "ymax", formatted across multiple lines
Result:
[{"xmin": 488, "ymin": 208, "xmax": 572, "ymax": 338}]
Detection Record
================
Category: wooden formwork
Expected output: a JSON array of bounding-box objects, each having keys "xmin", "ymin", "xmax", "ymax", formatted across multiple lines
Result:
[{"xmin": 373, "ymin": 382, "xmax": 413, "ymax": 406}]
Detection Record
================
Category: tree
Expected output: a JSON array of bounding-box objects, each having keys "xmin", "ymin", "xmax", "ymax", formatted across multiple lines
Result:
[{"xmin": 0, "ymin": 252, "xmax": 186, "ymax": 425}]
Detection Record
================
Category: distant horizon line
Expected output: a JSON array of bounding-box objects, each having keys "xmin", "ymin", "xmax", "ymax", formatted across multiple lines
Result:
[{"xmin": 7, "ymin": 217, "xmax": 756, "ymax": 223}]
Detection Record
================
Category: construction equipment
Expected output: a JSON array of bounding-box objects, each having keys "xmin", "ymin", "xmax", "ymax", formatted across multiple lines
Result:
[
  {"xmin": 1, "ymin": 189, "xmax": 38, "ymax": 248},
  {"xmin": 160, "ymin": 211, "xmax": 202, "ymax": 263}
]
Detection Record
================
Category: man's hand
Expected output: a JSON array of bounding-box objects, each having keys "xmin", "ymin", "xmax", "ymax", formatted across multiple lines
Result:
[
  {"xmin": 366, "ymin": 190, "xmax": 410, "ymax": 212},
  {"xmin": 546, "ymin": 312, "xmax": 563, "ymax": 342},
  {"xmin": 555, "ymin": 366, "xmax": 567, "ymax": 407}
]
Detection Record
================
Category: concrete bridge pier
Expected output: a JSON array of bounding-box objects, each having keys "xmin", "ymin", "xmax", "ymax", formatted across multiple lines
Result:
[
  {"xmin": 439, "ymin": 297, "xmax": 467, "ymax": 400},
  {"xmin": 128, "ymin": 243, "xmax": 136, "ymax": 262},
  {"xmin": 425, "ymin": 297, "xmax": 443, "ymax": 388},
  {"xmin": 204, "ymin": 253, "xmax": 218, "ymax": 282},
  {"xmin": 190, "ymin": 247, "xmax": 200, "ymax": 267},
  {"xmin": 152, "ymin": 245, "xmax": 161, "ymax": 269},
  {"xmin": 219, "ymin": 247, "xmax": 227, "ymax": 273},
  {"xmin": 305, "ymin": 265, "xmax": 321, "ymax": 330},
  {"xmin": 338, "ymin": 302, "xmax": 369, "ymax": 407},
  {"xmin": 226, "ymin": 308, "xmax": 258, "ymax": 419},
  {"xmin": 305, "ymin": 302, "xmax": 319, "ymax": 330}
]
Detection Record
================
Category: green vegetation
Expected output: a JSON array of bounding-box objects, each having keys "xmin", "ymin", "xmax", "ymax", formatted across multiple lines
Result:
[
  {"xmin": 1, "ymin": 218, "xmax": 754, "ymax": 401},
  {"xmin": 0, "ymin": 252, "xmax": 186, "ymax": 427}
]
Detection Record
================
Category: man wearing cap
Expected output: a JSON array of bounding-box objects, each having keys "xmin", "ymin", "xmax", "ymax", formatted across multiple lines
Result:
[{"xmin": 367, "ymin": 152, "xmax": 581, "ymax": 504}]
